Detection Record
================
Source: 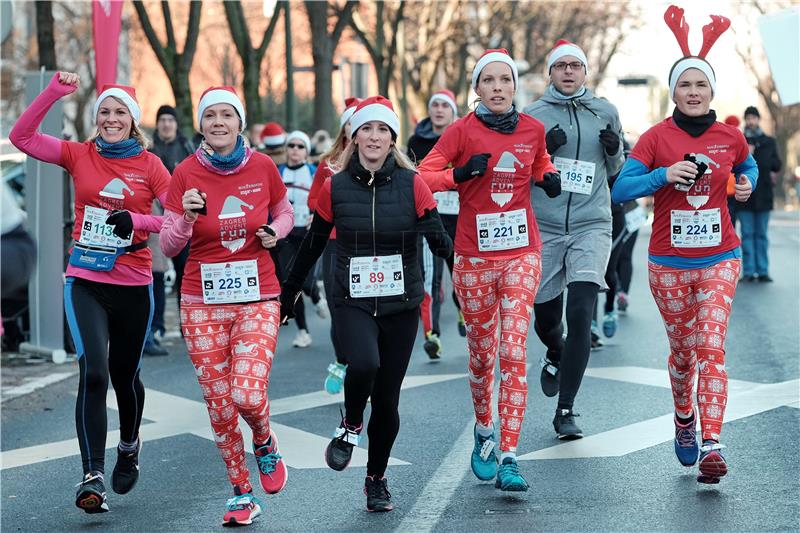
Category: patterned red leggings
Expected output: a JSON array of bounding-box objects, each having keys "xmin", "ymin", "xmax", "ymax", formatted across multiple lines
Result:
[
  {"xmin": 453, "ymin": 252, "xmax": 541, "ymax": 452},
  {"xmin": 648, "ymin": 259, "xmax": 741, "ymax": 442},
  {"xmin": 181, "ymin": 300, "xmax": 280, "ymax": 493}
]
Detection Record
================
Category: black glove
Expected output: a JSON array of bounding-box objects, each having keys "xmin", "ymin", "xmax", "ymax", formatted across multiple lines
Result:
[
  {"xmin": 599, "ymin": 123, "xmax": 620, "ymax": 155},
  {"xmin": 545, "ymin": 124, "xmax": 567, "ymax": 155},
  {"xmin": 453, "ymin": 153, "xmax": 491, "ymax": 184},
  {"xmin": 279, "ymin": 287, "xmax": 301, "ymax": 325},
  {"xmin": 535, "ymin": 172, "xmax": 562, "ymax": 198},
  {"xmin": 105, "ymin": 210, "xmax": 134, "ymax": 240}
]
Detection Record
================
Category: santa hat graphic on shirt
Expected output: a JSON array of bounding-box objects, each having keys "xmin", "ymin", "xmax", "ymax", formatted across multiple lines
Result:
[
  {"xmin": 99, "ymin": 177, "xmax": 135, "ymax": 199},
  {"xmin": 218, "ymin": 195, "xmax": 254, "ymax": 220},
  {"xmin": 664, "ymin": 4, "xmax": 730, "ymax": 99},
  {"xmin": 94, "ymin": 84, "xmax": 141, "ymax": 125},
  {"xmin": 218, "ymin": 195, "xmax": 255, "ymax": 253}
]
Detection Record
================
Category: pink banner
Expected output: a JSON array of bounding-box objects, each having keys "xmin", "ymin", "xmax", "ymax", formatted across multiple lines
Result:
[{"xmin": 92, "ymin": 0, "xmax": 124, "ymax": 95}]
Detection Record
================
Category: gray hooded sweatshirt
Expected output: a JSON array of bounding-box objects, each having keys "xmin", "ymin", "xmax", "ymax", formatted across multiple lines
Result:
[{"xmin": 523, "ymin": 85, "xmax": 624, "ymax": 235}]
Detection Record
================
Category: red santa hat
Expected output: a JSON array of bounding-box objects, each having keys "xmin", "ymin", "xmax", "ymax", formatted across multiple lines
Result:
[
  {"xmin": 428, "ymin": 89, "xmax": 458, "ymax": 117},
  {"xmin": 547, "ymin": 39, "xmax": 589, "ymax": 75},
  {"xmin": 723, "ymin": 115, "xmax": 740, "ymax": 127},
  {"xmin": 664, "ymin": 5, "xmax": 730, "ymax": 98},
  {"xmin": 94, "ymin": 84, "xmax": 141, "ymax": 125},
  {"xmin": 348, "ymin": 96, "xmax": 400, "ymax": 138},
  {"xmin": 260, "ymin": 122, "xmax": 287, "ymax": 148},
  {"xmin": 339, "ymin": 97, "xmax": 362, "ymax": 128},
  {"xmin": 197, "ymin": 86, "xmax": 246, "ymax": 131},
  {"xmin": 472, "ymin": 49, "xmax": 518, "ymax": 89}
]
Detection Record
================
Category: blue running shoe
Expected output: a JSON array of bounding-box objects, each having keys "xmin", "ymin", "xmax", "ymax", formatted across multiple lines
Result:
[
  {"xmin": 697, "ymin": 441, "xmax": 728, "ymax": 484},
  {"xmin": 470, "ymin": 424, "xmax": 498, "ymax": 481},
  {"xmin": 324, "ymin": 362, "xmax": 347, "ymax": 394},
  {"xmin": 602, "ymin": 311, "xmax": 618, "ymax": 338},
  {"xmin": 495, "ymin": 457, "xmax": 529, "ymax": 492},
  {"xmin": 673, "ymin": 413, "xmax": 699, "ymax": 467}
]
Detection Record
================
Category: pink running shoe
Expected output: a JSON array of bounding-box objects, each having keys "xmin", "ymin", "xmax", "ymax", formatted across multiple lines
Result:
[{"xmin": 253, "ymin": 432, "xmax": 288, "ymax": 494}]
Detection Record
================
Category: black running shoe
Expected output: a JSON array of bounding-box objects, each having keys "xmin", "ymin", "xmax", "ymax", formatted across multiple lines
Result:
[
  {"xmin": 325, "ymin": 413, "xmax": 361, "ymax": 471},
  {"xmin": 457, "ymin": 312, "xmax": 467, "ymax": 337},
  {"xmin": 364, "ymin": 475, "xmax": 393, "ymax": 512},
  {"xmin": 75, "ymin": 472, "xmax": 109, "ymax": 514},
  {"xmin": 112, "ymin": 438, "xmax": 141, "ymax": 494},
  {"xmin": 540, "ymin": 356, "xmax": 560, "ymax": 397},
  {"xmin": 553, "ymin": 409, "xmax": 583, "ymax": 440}
]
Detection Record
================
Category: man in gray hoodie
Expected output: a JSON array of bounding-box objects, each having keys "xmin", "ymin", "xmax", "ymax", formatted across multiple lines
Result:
[{"xmin": 523, "ymin": 39, "xmax": 624, "ymax": 440}]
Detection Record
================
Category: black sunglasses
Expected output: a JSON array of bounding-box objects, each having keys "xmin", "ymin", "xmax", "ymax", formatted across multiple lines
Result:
[{"xmin": 287, "ymin": 143, "xmax": 306, "ymax": 149}]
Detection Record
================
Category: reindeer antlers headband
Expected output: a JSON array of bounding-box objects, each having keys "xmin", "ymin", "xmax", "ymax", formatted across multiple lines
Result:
[{"xmin": 665, "ymin": 5, "xmax": 731, "ymax": 99}]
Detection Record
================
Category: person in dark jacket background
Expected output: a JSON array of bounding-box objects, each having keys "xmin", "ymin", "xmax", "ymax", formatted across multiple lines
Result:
[{"xmin": 739, "ymin": 106, "xmax": 782, "ymax": 282}]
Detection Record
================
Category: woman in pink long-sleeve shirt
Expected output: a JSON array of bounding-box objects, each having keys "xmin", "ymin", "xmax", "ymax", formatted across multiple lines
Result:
[
  {"xmin": 159, "ymin": 86, "xmax": 293, "ymax": 527},
  {"xmin": 9, "ymin": 72, "xmax": 171, "ymax": 514}
]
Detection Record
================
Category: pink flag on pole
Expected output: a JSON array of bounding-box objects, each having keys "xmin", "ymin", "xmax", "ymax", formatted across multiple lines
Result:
[{"xmin": 92, "ymin": 0, "xmax": 124, "ymax": 95}]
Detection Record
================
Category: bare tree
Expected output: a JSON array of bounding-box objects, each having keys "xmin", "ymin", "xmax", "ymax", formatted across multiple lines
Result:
[
  {"xmin": 349, "ymin": 1, "xmax": 405, "ymax": 97},
  {"xmin": 131, "ymin": 0, "xmax": 202, "ymax": 135},
  {"xmin": 304, "ymin": 0, "xmax": 357, "ymax": 133},
  {"xmin": 35, "ymin": 1, "xmax": 57, "ymax": 70},
  {"xmin": 56, "ymin": 2, "xmax": 96, "ymax": 141},
  {"xmin": 223, "ymin": 0, "xmax": 283, "ymax": 125}
]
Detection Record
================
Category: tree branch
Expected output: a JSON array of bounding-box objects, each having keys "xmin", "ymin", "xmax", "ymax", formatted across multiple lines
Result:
[
  {"xmin": 256, "ymin": 1, "xmax": 284, "ymax": 58},
  {"xmin": 132, "ymin": 1, "xmax": 170, "ymax": 70},
  {"xmin": 331, "ymin": 0, "xmax": 358, "ymax": 43},
  {"xmin": 182, "ymin": 1, "xmax": 203, "ymax": 69},
  {"xmin": 161, "ymin": 1, "xmax": 177, "ymax": 50}
]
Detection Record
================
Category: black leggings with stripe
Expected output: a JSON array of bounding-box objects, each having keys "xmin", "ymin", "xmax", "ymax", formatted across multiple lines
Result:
[{"xmin": 65, "ymin": 277, "xmax": 152, "ymax": 475}]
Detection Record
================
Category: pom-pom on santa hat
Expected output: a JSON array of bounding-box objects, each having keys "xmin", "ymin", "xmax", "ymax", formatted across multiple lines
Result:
[
  {"xmin": 428, "ymin": 89, "xmax": 458, "ymax": 117},
  {"xmin": 197, "ymin": 86, "xmax": 246, "ymax": 131},
  {"xmin": 260, "ymin": 122, "xmax": 287, "ymax": 148},
  {"xmin": 349, "ymin": 96, "xmax": 400, "ymax": 138},
  {"xmin": 472, "ymin": 49, "xmax": 518, "ymax": 89},
  {"xmin": 339, "ymin": 97, "xmax": 362, "ymax": 128},
  {"xmin": 94, "ymin": 85, "xmax": 141, "ymax": 125},
  {"xmin": 664, "ymin": 5, "xmax": 730, "ymax": 98},
  {"xmin": 547, "ymin": 39, "xmax": 589, "ymax": 75}
]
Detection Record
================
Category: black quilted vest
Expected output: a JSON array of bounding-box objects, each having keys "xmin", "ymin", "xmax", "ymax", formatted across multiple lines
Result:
[{"xmin": 330, "ymin": 154, "xmax": 423, "ymax": 316}]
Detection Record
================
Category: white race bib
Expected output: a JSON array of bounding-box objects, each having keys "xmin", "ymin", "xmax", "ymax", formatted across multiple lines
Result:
[
  {"xmin": 200, "ymin": 260, "xmax": 260, "ymax": 304},
  {"xmin": 349, "ymin": 255, "xmax": 404, "ymax": 298},
  {"xmin": 670, "ymin": 209, "xmax": 722, "ymax": 248},
  {"xmin": 553, "ymin": 157, "xmax": 596, "ymax": 195},
  {"xmin": 434, "ymin": 190, "xmax": 460, "ymax": 216},
  {"xmin": 476, "ymin": 208, "xmax": 529, "ymax": 251},
  {"xmin": 624, "ymin": 205, "xmax": 648, "ymax": 233},
  {"xmin": 80, "ymin": 206, "xmax": 133, "ymax": 248}
]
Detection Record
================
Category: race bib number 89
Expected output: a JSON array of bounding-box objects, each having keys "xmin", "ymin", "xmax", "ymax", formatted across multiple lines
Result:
[{"xmin": 349, "ymin": 255, "xmax": 404, "ymax": 298}]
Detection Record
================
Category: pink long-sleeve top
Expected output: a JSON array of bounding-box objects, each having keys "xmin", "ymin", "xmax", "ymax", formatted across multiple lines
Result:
[{"xmin": 9, "ymin": 73, "xmax": 171, "ymax": 285}]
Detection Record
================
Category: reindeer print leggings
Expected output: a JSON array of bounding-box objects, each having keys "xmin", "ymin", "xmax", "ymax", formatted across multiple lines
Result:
[
  {"xmin": 648, "ymin": 259, "xmax": 741, "ymax": 442},
  {"xmin": 181, "ymin": 299, "xmax": 280, "ymax": 493},
  {"xmin": 453, "ymin": 252, "xmax": 541, "ymax": 452}
]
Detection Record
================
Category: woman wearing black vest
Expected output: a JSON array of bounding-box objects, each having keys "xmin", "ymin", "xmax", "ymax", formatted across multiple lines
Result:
[{"xmin": 280, "ymin": 96, "xmax": 452, "ymax": 512}]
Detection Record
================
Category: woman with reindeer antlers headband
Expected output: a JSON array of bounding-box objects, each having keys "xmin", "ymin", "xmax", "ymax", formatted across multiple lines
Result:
[{"xmin": 612, "ymin": 5, "xmax": 758, "ymax": 484}]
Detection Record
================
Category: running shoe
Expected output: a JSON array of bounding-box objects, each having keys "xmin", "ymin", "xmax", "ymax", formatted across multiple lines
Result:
[
  {"xmin": 697, "ymin": 441, "xmax": 728, "ymax": 484},
  {"xmin": 324, "ymin": 362, "xmax": 347, "ymax": 394},
  {"xmin": 457, "ymin": 312, "xmax": 467, "ymax": 337},
  {"xmin": 423, "ymin": 331, "xmax": 442, "ymax": 360},
  {"xmin": 325, "ymin": 413, "xmax": 362, "ymax": 471},
  {"xmin": 602, "ymin": 311, "xmax": 618, "ymax": 338},
  {"xmin": 292, "ymin": 329, "xmax": 312, "ymax": 348},
  {"xmin": 364, "ymin": 475, "xmax": 394, "ymax": 512},
  {"xmin": 112, "ymin": 437, "xmax": 141, "ymax": 494},
  {"xmin": 553, "ymin": 409, "xmax": 583, "ymax": 440},
  {"xmin": 757, "ymin": 275, "xmax": 774, "ymax": 283},
  {"xmin": 673, "ymin": 413, "xmax": 699, "ymax": 467},
  {"xmin": 75, "ymin": 472, "xmax": 109, "ymax": 514},
  {"xmin": 254, "ymin": 433, "xmax": 288, "ymax": 494},
  {"xmin": 495, "ymin": 457, "xmax": 529, "ymax": 492},
  {"xmin": 470, "ymin": 423, "xmax": 499, "ymax": 481},
  {"xmin": 316, "ymin": 298, "xmax": 330, "ymax": 319},
  {"xmin": 222, "ymin": 488, "xmax": 263, "ymax": 526},
  {"xmin": 540, "ymin": 354, "xmax": 560, "ymax": 397},
  {"xmin": 616, "ymin": 291, "xmax": 629, "ymax": 313},
  {"xmin": 590, "ymin": 321, "xmax": 604, "ymax": 349}
]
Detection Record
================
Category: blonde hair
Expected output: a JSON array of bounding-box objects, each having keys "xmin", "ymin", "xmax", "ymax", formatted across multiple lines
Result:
[
  {"xmin": 335, "ymin": 139, "xmax": 416, "ymax": 173},
  {"xmin": 89, "ymin": 96, "xmax": 150, "ymax": 149},
  {"xmin": 320, "ymin": 127, "xmax": 350, "ymax": 172}
]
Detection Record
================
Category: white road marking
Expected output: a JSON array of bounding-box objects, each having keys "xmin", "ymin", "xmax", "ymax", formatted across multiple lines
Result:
[
  {"xmin": 1, "ymin": 372, "xmax": 77, "ymax": 403},
  {"xmin": 0, "ymin": 373, "xmax": 465, "ymax": 471}
]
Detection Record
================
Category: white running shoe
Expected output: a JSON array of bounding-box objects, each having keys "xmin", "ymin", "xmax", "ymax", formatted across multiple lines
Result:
[
  {"xmin": 293, "ymin": 329, "xmax": 312, "ymax": 348},
  {"xmin": 316, "ymin": 298, "xmax": 329, "ymax": 319}
]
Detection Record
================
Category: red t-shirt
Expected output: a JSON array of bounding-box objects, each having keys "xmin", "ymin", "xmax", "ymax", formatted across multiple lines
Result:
[
  {"xmin": 425, "ymin": 113, "xmax": 553, "ymax": 259},
  {"xmin": 315, "ymin": 172, "xmax": 437, "ymax": 222},
  {"xmin": 165, "ymin": 152, "xmax": 287, "ymax": 297},
  {"xmin": 62, "ymin": 141, "xmax": 171, "ymax": 270},
  {"xmin": 308, "ymin": 158, "xmax": 338, "ymax": 239},
  {"xmin": 631, "ymin": 118, "xmax": 750, "ymax": 257}
]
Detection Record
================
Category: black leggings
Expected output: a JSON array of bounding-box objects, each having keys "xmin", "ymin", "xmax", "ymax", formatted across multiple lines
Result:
[
  {"xmin": 335, "ymin": 306, "xmax": 418, "ymax": 477},
  {"xmin": 429, "ymin": 214, "xmax": 461, "ymax": 334},
  {"xmin": 603, "ymin": 209, "xmax": 626, "ymax": 313},
  {"xmin": 278, "ymin": 229, "xmax": 310, "ymax": 331},
  {"xmin": 64, "ymin": 277, "xmax": 152, "ymax": 474},
  {"xmin": 533, "ymin": 281, "xmax": 598, "ymax": 411},
  {"xmin": 323, "ymin": 240, "xmax": 345, "ymax": 364},
  {"xmin": 616, "ymin": 230, "xmax": 638, "ymax": 294}
]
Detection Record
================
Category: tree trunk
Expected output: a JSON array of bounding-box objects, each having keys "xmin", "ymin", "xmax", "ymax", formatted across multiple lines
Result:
[{"xmin": 35, "ymin": 1, "xmax": 57, "ymax": 70}]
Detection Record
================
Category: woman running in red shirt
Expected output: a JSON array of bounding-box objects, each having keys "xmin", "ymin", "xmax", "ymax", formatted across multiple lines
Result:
[
  {"xmin": 160, "ymin": 87, "xmax": 293, "ymax": 525},
  {"xmin": 10, "ymin": 72, "xmax": 170, "ymax": 513},
  {"xmin": 612, "ymin": 6, "xmax": 757, "ymax": 484},
  {"xmin": 418, "ymin": 49, "xmax": 561, "ymax": 491}
]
